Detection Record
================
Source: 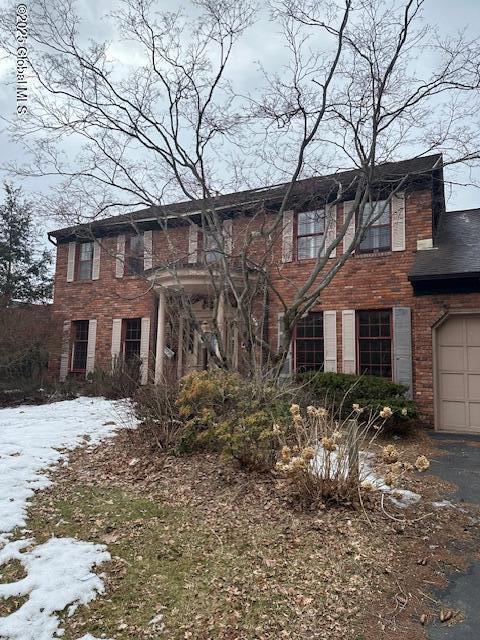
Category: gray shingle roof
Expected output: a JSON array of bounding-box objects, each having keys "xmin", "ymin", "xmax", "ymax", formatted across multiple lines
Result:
[
  {"xmin": 50, "ymin": 153, "xmax": 442, "ymax": 239},
  {"xmin": 409, "ymin": 208, "xmax": 480, "ymax": 281}
]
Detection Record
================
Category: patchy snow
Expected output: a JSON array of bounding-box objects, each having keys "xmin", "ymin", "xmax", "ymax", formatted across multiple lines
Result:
[
  {"xmin": 0, "ymin": 538, "xmax": 110, "ymax": 640},
  {"xmin": 0, "ymin": 397, "xmax": 132, "ymax": 640},
  {"xmin": 312, "ymin": 447, "xmax": 421, "ymax": 508},
  {"xmin": 0, "ymin": 397, "xmax": 127, "ymax": 544}
]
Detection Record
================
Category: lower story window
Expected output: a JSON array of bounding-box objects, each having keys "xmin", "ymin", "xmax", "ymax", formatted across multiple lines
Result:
[
  {"xmin": 71, "ymin": 320, "xmax": 89, "ymax": 372},
  {"xmin": 294, "ymin": 312, "xmax": 324, "ymax": 372},
  {"xmin": 123, "ymin": 318, "xmax": 141, "ymax": 362},
  {"xmin": 357, "ymin": 309, "xmax": 392, "ymax": 378}
]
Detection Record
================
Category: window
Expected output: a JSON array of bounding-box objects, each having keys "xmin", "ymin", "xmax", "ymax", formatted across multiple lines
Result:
[
  {"xmin": 357, "ymin": 310, "xmax": 392, "ymax": 378},
  {"xmin": 294, "ymin": 313, "xmax": 324, "ymax": 373},
  {"xmin": 203, "ymin": 230, "xmax": 221, "ymax": 264},
  {"xmin": 358, "ymin": 200, "xmax": 391, "ymax": 253},
  {"xmin": 77, "ymin": 242, "xmax": 93, "ymax": 280},
  {"xmin": 123, "ymin": 318, "xmax": 141, "ymax": 362},
  {"xmin": 297, "ymin": 210, "xmax": 325, "ymax": 260},
  {"xmin": 125, "ymin": 234, "xmax": 144, "ymax": 275},
  {"xmin": 71, "ymin": 320, "xmax": 89, "ymax": 371}
]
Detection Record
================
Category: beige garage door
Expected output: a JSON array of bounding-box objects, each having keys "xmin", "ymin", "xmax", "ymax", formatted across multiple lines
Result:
[{"xmin": 437, "ymin": 315, "xmax": 480, "ymax": 433}]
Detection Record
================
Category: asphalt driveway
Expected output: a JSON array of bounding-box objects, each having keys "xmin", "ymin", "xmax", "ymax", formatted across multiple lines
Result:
[{"xmin": 427, "ymin": 432, "xmax": 480, "ymax": 640}]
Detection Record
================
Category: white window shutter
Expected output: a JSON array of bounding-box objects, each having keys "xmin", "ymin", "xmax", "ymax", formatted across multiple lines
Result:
[
  {"xmin": 325, "ymin": 204, "xmax": 337, "ymax": 258},
  {"xmin": 111, "ymin": 318, "xmax": 122, "ymax": 367},
  {"xmin": 223, "ymin": 219, "xmax": 233, "ymax": 256},
  {"xmin": 277, "ymin": 312, "xmax": 292, "ymax": 375},
  {"xmin": 144, "ymin": 230, "xmax": 153, "ymax": 270},
  {"xmin": 140, "ymin": 316, "xmax": 151, "ymax": 385},
  {"xmin": 393, "ymin": 307, "xmax": 412, "ymax": 397},
  {"xmin": 66, "ymin": 242, "xmax": 76, "ymax": 282},
  {"xmin": 281, "ymin": 210, "xmax": 294, "ymax": 263},
  {"xmin": 115, "ymin": 235, "xmax": 125, "ymax": 278},
  {"xmin": 323, "ymin": 310, "xmax": 337, "ymax": 372},
  {"xmin": 342, "ymin": 201, "xmax": 356, "ymax": 254},
  {"xmin": 59, "ymin": 320, "xmax": 71, "ymax": 381},
  {"xmin": 188, "ymin": 224, "xmax": 198, "ymax": 263},
  {"xmin": 342, "ymin": 310, "xmax": 356, "ymax": 374},
  {"xmin": 85, "ymin": 319, "xmax": 97, "ymax": 376},
  {"xmin": 391, "ymin": 192, "xmax": 406, "ymax": 252},
  {"xmin": 92, "ymin": 241, "xmax": 101, "ymax": 280}
]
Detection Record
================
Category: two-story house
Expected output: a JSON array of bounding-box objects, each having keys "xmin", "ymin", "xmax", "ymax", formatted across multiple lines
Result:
[{"xmin": 48, "ymin": 154, "xmax": 480, "ymax": 433}]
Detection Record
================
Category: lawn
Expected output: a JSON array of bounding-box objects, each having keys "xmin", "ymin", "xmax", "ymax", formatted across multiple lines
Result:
[{"xmin": 14, "ymin": 425, "xmax": 479, "ymax": 640}]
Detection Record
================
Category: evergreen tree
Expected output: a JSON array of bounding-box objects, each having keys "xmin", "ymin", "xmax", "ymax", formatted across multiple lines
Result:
[{"xmin": 0, "ymin": 182, "xmax": 52, "ymax": 305}]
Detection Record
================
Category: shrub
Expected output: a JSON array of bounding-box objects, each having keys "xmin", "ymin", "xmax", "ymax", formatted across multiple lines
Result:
[
  {"xmin": 297, "ymin": 371, "xmax": 418, "ymax": 428},
  {"xmin": 176, "ymin": 370, "xmax": 291, "ymax": 469},
  {"xmin": 133, "ymin": 383, "xmax": 184, "ymax": 451},
  {"xmin": 84, "ymin": 357, "xmax": 141, "ymax": 399}
]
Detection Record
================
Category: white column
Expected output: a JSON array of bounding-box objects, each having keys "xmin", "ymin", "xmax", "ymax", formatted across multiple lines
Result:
[
  {"xmin": 217, "ymin": 291, "xmax": 226, "ymax": 346},
  {"xmin": 155, "ymin": 289, "xmax": 166, "ymax": 384},
  {"xmin": 176, "ymin": 316, "xmax": 184, "ymax": 380}
]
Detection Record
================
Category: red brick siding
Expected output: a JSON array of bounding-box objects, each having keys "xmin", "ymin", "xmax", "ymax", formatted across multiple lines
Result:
[{"xmin": 51, "ymin": 188, "xmax": 474, "ymax": 425}]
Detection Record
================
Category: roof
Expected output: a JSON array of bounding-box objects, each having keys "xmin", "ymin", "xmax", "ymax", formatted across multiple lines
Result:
[
  {"xmin": 50, "ymin": 153, "xmax": 443, "ymax": 240},
  {"xmin": 409, "ymin": 207, "xmax": 480, "ymax": 281}
]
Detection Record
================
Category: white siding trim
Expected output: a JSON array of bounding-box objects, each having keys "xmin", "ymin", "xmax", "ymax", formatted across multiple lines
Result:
[
  {"xmin": 59, "ymin": 320, "xmax": 71, "ymax": 381},
  {"xmin": 111, "ymin": 318, "xmax": 122, "ymax": 367},
  {"xmin": 143, "ymin": 230, "xmax": 153, "ymax": 270},
  {"xmin": 342, "ymin": 310, "xmax": 356, "ymax": 374},
  {"xmin": 223, "ymin": 219, "xmax": 233, "ymax": 256},
  {"xmin": 140, "ymin": 316, "xmax": 151, "ymax": 385},
  {"xmin": 66, "ymin": 242, "xmax": 76, "ymax": 282},
  {"xmin": 115, "ymin": 235, "xmax": 125, "ymax": 278},
  {"xmin": 85, "ymin": 319, "xmax": 97, "ymax": 376},
  {"xmin": 188, "ymin": 224, "xmax": 198, "ymax": 263},
  {"xmin": 281, "ymin": 210, "xmax": 294, "ymax": 263},
  {"xmin": 92, "ymin": 241, "xmax": 101, "ymax": 280},
  {"xmin": 343, "ymin": 201, "xmax": 356, "ymax": 254},
  {"xmin": 323, "ymin": 310, "xmax": 337, "ymax": 372},
  {"xmin": 325, "ymin": 204, "xmax": 337, "ymax": 258},
  {"xmin": 391, "ymin": 192, "xmax": 406, "ymax": 252}
]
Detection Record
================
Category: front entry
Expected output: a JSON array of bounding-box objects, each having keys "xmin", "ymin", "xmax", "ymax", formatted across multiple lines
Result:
[{"xmin": 436, "ymin": 314, "xmax": 480, "ymax": 433}]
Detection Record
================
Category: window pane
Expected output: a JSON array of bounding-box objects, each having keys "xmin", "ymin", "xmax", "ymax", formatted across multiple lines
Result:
[
  {"xmin": 361, "ymin": 201, "xmax": 389, "ymax": 225},
  {"xmin": 359, "ymin": 225, "xmax": 391, "ymax": 252},
  {"xmin": 79, "ymin": 242, "xmax": 93, "ymax": 260},
  {"xmin": 298, "ymin": 210, "xmax": 325, "ymax": 236},
  {"xmin": 126, "ymin": 234, "xmax": 144, "ymax": 274},
  {"xmin": 295, "ymin": 313, "xmax": 324, "ymax": 372},
  {"xmin": 72, "ymin": 320, "xmax": 89, "ymax": 371},
  {"xmin": 357, "ymin": 310, "xmax": 392, "ymax": 378},
  {"xmin": 78, "ymin": 260, "xmax": 92, "ymax": 280},
  {"xmin": 298, "ymin": 235, "xmax": 325, "ymax": 260}
]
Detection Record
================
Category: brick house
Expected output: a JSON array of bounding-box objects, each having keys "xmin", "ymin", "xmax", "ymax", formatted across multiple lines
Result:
[{"xmin": 48, "ymin": 154, "xmax": 480, "ymax": 433}]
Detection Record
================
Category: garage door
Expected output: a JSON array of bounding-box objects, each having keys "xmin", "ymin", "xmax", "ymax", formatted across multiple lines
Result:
[{"xmin": 437, "ymin": 315, "xmax": 480, "ymax": 433}]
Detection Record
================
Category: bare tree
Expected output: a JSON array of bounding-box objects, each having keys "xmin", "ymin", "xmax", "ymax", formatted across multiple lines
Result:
[{"xmin": 1, "ymin": 0, "xmax": 480, "ymax": 378}]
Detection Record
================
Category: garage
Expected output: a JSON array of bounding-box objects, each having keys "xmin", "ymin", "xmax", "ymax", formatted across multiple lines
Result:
[{"xmin": 436, "ymin": 314, "xmax": 480, "ymax": 433}]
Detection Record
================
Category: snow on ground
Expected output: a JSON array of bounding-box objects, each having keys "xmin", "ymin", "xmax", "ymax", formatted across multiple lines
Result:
[
  {"xmin": 0, "ymin": 397, "xmax": 132, "ymax": 640},
  {"xmin": 313, "ymin": 448, "xmax": 421, "ymax": 508}
]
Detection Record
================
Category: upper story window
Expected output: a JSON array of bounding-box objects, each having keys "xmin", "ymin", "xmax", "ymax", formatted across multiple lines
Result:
[
  {"xmin": 77, "ymin": 242, "xmax": 93, "ymax": 280},
  {"xmin": 71, "ymin": 320, "xmax": 89, "ymax": 372},
  {"xmin": 125, "ymin": 234, "xmax": 144, "ymax": 275},
  {"xmin": 358, "ymin": 200, "xmax": 391, "ymax": 253},
  {"xmin": 203, "ymin": 229, "xmax": 221, "ymax": 264},
  {"xmin": 294, "ymin": 312, "xmax": 324, "ymax": 373},
  {"xmin": 357, "ymin": 309, "xmax": 392, "ymax": 378},
  {"xmin": 297, "ymin": 210, "xmax": 325, "ymax": 260}
]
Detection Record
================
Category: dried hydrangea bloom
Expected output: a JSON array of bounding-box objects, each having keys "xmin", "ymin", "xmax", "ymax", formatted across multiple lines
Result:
[
  {"xmin": 415, "ymin": 455, "xmax": 430, "ymax": 472},
  {"xmin": 352, "ymin": 403, "xmax": 363, "ymax": 414},
  {"xmin": 401, "ymin": 407, "xmax": 408, "ymax": 416},
  {"xmin": 380, "ymin": 406, "xmax": 393, "ymax": 419},
  {"xmin": 301, "ymin": 446, "xmax": 316, "ymax": 461},
  {"xmin": 321, "ymin": 436, "xmax": 337, "ymax": 452},
  {"xmin": 281, "ymin": 445, "xmax": 292, "ymax": 461},
  {"xmin": 382, "ymin": 444, "xmax": 399, "ymax": 464},
  {"xmin": 290, "ymin": 404, "xmax": 300, "ymax": 416}
]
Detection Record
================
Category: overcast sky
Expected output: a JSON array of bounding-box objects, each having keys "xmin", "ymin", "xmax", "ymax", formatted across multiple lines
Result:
[{"xmin": 1, "ymin": 0, "xmax": 480, "ymax": 242}]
